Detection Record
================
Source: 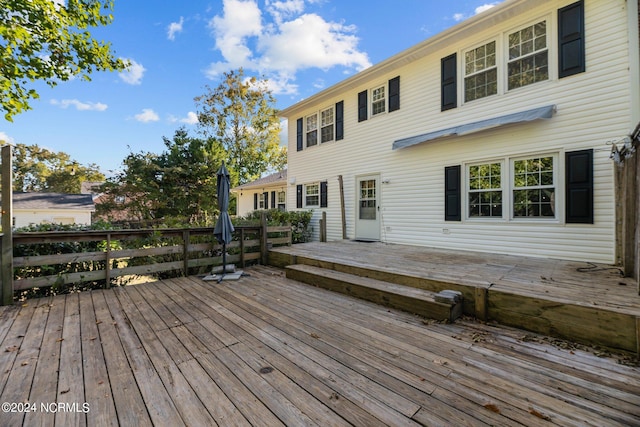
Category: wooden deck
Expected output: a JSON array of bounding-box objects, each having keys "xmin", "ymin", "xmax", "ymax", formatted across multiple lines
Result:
[
  {"xmin": 1, "ymin": 266, "xmax": 639, "ymax": 426},
  {"xmin": 269, "ymin": 241, "xmax": 640, "ymax": 353}
]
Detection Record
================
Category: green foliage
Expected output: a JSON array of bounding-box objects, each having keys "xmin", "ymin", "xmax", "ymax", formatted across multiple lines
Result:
[
  {"xmin": 12, "ymin": 143, "xmax": 105, "ymax": 193},
  {"xmin": 13, "ymin": 222, "xmax": 120, "ymax": 300},
  {"xmin": 195, "ymin": 68, "xmax": 287, "ymax": 186},
  {"xmin": 237, "ymin": 209, "xmax": 313, "ymax": 244},
  {"xmin": 0, "ymin": 0, "xmax": 127, "ymax": 121},
  {"xmin": 96, "ymin": 128, "xmax": 226, "ymax": 225}
]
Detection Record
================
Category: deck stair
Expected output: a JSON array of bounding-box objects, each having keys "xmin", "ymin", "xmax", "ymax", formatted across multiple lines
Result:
[{"xmin": 285, "ymin": 264, "xmax": 463, "ymax": 322}]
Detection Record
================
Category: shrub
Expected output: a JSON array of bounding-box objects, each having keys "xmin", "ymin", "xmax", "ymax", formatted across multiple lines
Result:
[{"xmin": 236, "ymin": 209, "xmax": 313, "ymax": 244}]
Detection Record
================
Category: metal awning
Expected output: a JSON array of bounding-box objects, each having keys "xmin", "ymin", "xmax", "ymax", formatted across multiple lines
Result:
[{"xmin": 392, "ymin": 104, "xmax": 556, "ymax": 150}]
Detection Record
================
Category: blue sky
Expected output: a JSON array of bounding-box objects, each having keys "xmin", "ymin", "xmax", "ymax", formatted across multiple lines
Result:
[{"xmin": 1, "ymin": 0, "xmax": 501, "ymax": 175}]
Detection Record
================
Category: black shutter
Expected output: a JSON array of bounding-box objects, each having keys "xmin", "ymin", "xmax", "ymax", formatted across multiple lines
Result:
[
  {"xmin": 558, "ymin": 1, "xmax": 585, "ymax": 78},
  {"xmin": 296, "ymin": 184, "xmax": 303, "ymax": 208},
  {"xmin": 358, "ymin": 90, "xmax": 368, "ymax": 122},
  {"xmin": 335, "ymin": 101, "xmax": 344, "ymax": 140},
  {"xmin": 320, "ymin": 181, "xmax": 328, "ymax": 208},
  {"xmin": 296, "ymin": 117, "xmax": 303, "ymax": 151},
  {"xmin": 444, "ymin": 165, "xmax": 461, "ymax": 221},
  {"xmin": 565, "ymin": 149, "xmax": 593, "ymax": 223},
  {"xmin": 271, "ymin": 191, "xmax": 276, "ymax": 209},
  {"xmin": 254, "ymin": 193, "xmax": 258, "ymax": 210},
  {"xmin": 263, "ymin": 192, "xmax": 268, "ymax": 210},
  {"xmin": 441, "ymin": 54, "xmax": 457, "ymax": 111},
  {"xmin": 388, "ymin": 76, "xmax": 400, "ymax": 112}
]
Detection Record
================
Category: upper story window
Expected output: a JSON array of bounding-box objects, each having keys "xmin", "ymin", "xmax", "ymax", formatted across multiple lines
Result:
[
  {"xmin": 507, "ymin": 21, "xmax": 549, "ymax": 90},
  {"xmin": 371, "ymin": 85, "xmax": 386, "ymax": 116},
  {"xmin": 464, "ymin": 41, "xmax": 497, "ymax": 102},
  {"xmin": 320, "ymin": 107, "xmax": 334, "ymax": 143},
  {"xmin": 305, "ymin": 114, "xmax": 318, "ymax": 147}
]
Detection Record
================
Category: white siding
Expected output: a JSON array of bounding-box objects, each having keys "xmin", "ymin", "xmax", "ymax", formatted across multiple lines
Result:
[
  {"xmin": 13, "ymin": 210, "xmax": 93, "ymax": 228},
  {"xmin": 285, "ymin": 0, "xmax": 633, "ymax": 263}
]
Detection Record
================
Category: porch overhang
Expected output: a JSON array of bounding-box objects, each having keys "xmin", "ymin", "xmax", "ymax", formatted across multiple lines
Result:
[{"xmin": 392, "ymin": 104, "xmax": 556, "ymax": 150}]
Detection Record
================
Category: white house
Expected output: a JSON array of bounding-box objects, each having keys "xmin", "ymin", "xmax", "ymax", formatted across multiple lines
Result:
[
  {"xmin": 231, "ymin": 170, "xmax": 288, "ymax": 217},
  {"xmin": 11, "ymin": 193, "xmax": 95, "ymax": 228},
  {"xmin": 280, "ymin": 0, "xmax": 639, "ymax": 265}
]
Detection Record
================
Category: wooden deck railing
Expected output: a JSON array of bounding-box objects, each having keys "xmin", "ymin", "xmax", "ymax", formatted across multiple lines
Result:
[{"xmin": 6, "ymin": 223, "xmax": 291, "ymax": 297}]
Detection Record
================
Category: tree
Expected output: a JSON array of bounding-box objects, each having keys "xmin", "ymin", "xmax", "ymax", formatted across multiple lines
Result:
[
  {"xmin": 13, "ymin": 143, "xmax": 104, "ymax": 193},
  {"xmin": 195, "ymin": 68, "xmax": 286, "ymax": 186},
  {"xmin": 97, "ymin": 128, "xmax": 227, "ymax": 225},
  {"xmin": 0, "ymin": 0, "xmax": 127, "ymax": 121}
]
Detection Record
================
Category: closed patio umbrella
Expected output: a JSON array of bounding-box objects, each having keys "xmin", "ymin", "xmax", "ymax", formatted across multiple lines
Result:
[{"xmin": 213, "ymin": 162, "xmax": 235, "ymax": 280}]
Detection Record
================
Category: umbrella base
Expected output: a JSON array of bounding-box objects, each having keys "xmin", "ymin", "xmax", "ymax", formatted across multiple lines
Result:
[
  {"xmin": 211, "ymin": 264, "xmax": 236, "ymax": 274},
  {"xmin": 202, "ymin": 270, "xmax": 244, "ymax": 282}
]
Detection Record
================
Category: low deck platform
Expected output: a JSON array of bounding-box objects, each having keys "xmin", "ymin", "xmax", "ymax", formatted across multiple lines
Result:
[
  {"xmin": 1, "ymin": 266, "xmax": 638, "ymax": 426},
  {"xmin": 269, "ymin": 241, "xmax": 640, "ymax": 353}
]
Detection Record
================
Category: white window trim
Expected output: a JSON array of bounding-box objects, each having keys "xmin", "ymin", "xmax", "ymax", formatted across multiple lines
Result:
[
  {"xmin": 458, "ymin": 12, "xmax": 557, "ymax": 106},
  {"xmin": 463, "ymin": 152, "xmax": 561, "ymax": 223},
  {"xmin": 305, "ymin": 105, "xmax": 336, "ymax": 147},
  {"xmin": 304, "ymin": 183, "xmax": 320, "ymax": 208},
  {"xmin": 463, "ymin": 39, "xmax": 499, "ymax": 103},
  {"xmin": 259, "ymin": 192, "xmax": 267, "ymax": 210},
  {"xmin": 370, "ymin": 83, "xmax": 387, "ymax": 117}
]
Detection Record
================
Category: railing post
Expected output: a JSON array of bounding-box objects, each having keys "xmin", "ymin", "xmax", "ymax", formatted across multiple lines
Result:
[
  {"xmin": 105, "ymin": 232, "xmax": 111, "ymax": 288},
  {"xmin": 260, "ymin": 212, "xmax": 268, "ymax": 265},
  {"xmin": 183, "ymin": 230, "xmax": 190, "ymax": 276},
  {"xmin": 240, "ymin": 228, "xmax": 245, "ymax": 268},
  {"xmin": 1, "ymin": 145, "xmax": 13, "ymax": 305}
]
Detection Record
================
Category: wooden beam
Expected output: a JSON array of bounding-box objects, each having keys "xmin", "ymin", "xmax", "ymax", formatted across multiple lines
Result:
[
  {"xmin": 1, "ymin": 145, "xmax": 12, "ymax": 305},
  {"xmin": 260, "ymin": 211, "xmax": 268, "ymax": 265},
  {"xmin": 338, "ymin": 175, "xmax": 347, "ymax": 239}
]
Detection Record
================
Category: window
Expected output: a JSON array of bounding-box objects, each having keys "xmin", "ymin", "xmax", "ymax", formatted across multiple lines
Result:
[
  {"xmin": 320, "ymin": 107, "xmax": 334, "ymax": 143},
  {"xmin": 512, "ymin": 156, "xmax": 555, "ymax": 217},
  {"xmin": 468, "ymin": 162, "xmax": 503, "ymax": 217},
  {"xmin": 305, "ymin": 114, "xmax": 318, "ymax": 147},
  {"xmin": 277, "ymin": 191, "xmax": 286, "ymax": 211},
  {"xmin": 464, "ymin": 41, "xmax": 497, "ymax": 102},
  {"xmin": 305, "ymin": 183, "xmax": 319, "ymax": 207},
  {"xmin": 508, "ymin": 21, "xmax": 549, "ymax": 90},
  {"xmin": 371, "ymin": 85, "xmax": 386, "ymax": 116},
  {"xmin": 359, "ymin": 179, "xmax": 376, "ymax": 220}
]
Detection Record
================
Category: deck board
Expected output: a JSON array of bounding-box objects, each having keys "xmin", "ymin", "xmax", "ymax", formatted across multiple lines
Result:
[{"xmin": 0, "ymin": 266, "xmax": 638, "ymax": 426}]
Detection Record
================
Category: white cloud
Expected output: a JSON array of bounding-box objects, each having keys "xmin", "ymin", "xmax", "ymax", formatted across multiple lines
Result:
[
  {"xmin": 134, "ymin": 109, "xmax": 160, "ymax": 123},
  {"xmin": 205, "ymin": 0, "xmax": 371, "ymax": 95},
  {"xmin": 475, "ymin": 3, "xmax": 500, "ymax": 14},
  {"xmin": 119, "ymin": 58, "xmax": 146, "ymax": 85},
  {"xmin": 50, "ymin": 99, "xmax": 108, "ymax": 111},
  {"xmin": 169, "ymin": 111, "xmax": 199, "ymax": 125},
  {"xmin": 168, "ymin": 17, "xmax": 184, "ymax": 40},
  {"xmin": 453, "ymin": 2, "xmax": 501, "ymax": 22},
  {"xmin": 0, "ymin": 132, "xmax": 15, "ymax": 145}
]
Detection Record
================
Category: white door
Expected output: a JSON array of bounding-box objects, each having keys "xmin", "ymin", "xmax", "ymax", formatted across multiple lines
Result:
[{"xmin": 355, "ymin": 174, "xmax": 381, "ymax": 241}]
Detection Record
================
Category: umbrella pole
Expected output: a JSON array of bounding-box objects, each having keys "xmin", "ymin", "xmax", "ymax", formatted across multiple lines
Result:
[{"xmin": 218, "ymin": 242, "xmax": 227, "ymax": 283}]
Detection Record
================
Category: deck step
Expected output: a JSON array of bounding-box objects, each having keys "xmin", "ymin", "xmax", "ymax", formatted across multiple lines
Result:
[{"xmin": 285, "ymin": 264, "xmax": 462, "ymax": 322}]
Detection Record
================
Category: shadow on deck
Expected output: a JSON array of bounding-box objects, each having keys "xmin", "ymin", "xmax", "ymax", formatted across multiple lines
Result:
[{"xmin": 269, "ymin": 240, "xmax": 640, "ymax": 354}]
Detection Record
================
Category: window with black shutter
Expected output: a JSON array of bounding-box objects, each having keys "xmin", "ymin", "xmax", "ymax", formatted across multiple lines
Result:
[
  {"xmin": 441, "ymin": 53, "xmax": 457, "ymax": 111},
  {"xmin": 358, "ymin": 90, "xmax": 368, "ymax": 122},
  {"xmin": 388, "ymin": 76, "xmax": 400, "ymax": 112},
  {"xmin": 558, "ymin": 1, "xmax": 585, "ymax": 78},
  {"xmin": 444, "ymin": 165, "xmax": 461, "ymax": 221},
  {"xmin": 335, "ymin": 101, "xmax": 344, "ymax": 140},
  {"xmin": 263, "ymin": 192, "xmax": 268, "ymax": 210},
  {"xmin": 565, "ymin": 149, "xmax": 593, "ymax": 223}
]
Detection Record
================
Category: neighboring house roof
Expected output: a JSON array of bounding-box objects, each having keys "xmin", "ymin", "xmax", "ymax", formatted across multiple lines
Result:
[
  {"xmin": 81, "ymin": 181, "xmax": 104, "ymax": 194},
  {"xmin": 232, "ymin": 170, "xmax": 287, "ymax": 191},
  {"xmin": 12, "ymin": 193, "xmax": 95, "ymax": 211}
]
